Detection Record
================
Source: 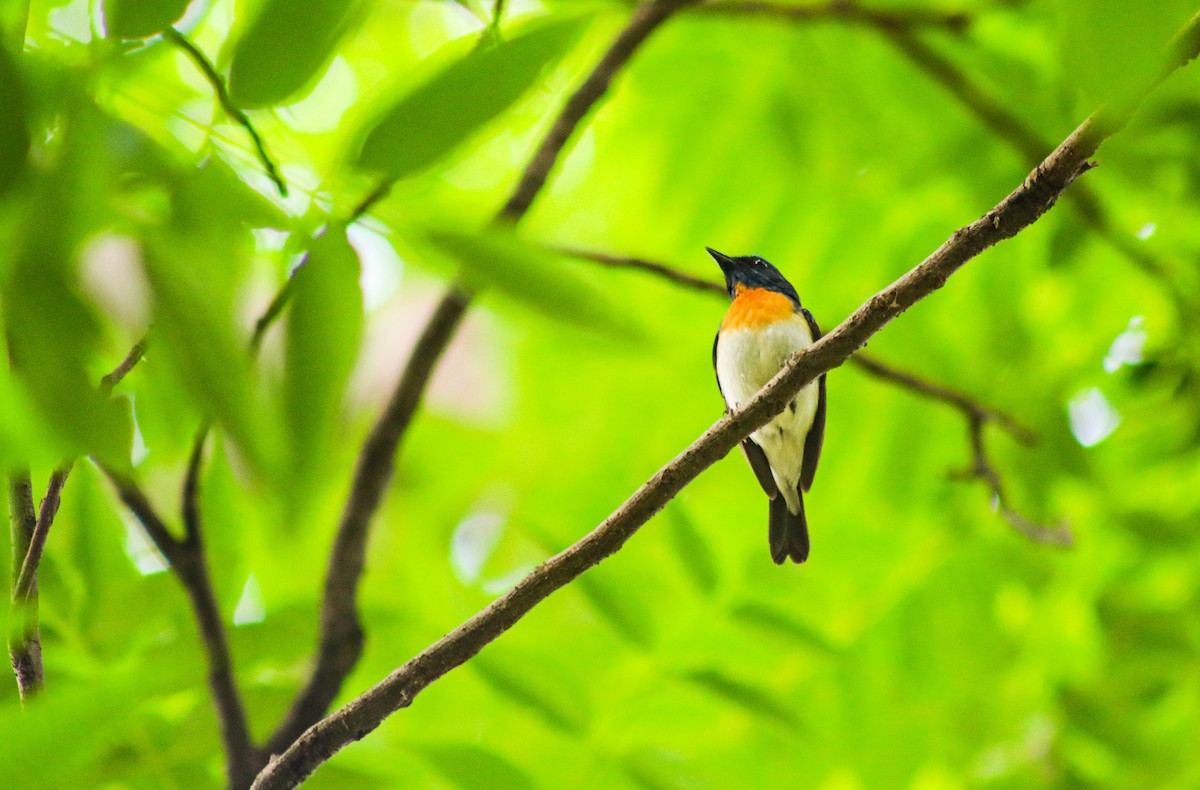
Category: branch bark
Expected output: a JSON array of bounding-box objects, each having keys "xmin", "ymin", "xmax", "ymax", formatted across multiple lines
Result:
[
  {"xmin": 7, "ymin": 339, "xmax": 146, "ymax": 700},
  {"xmin": 696, "ymin": 0, "xmax": 971, "ymax": 33},
  {"xmin": 263, "ymin": 0, "xmax": 701, "ymax": 759},
  {"xmin": 252, "ymin": 17, "xmax": 1200, "ymax": 782},
  {"xmin": 104, "ymin": 462, "xmax": 259, "ymax": 788},
  {"xmin": 7, "ymin": 471, "xmax": 42, "ymax": 699}
]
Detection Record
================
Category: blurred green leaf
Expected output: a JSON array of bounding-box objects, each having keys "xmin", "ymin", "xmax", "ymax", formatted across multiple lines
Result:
[
  {"xmin": 665, "ymin": 504, "xmax": 718, "ymax": 596},
  {"xmin": 473, "ymin": 654, "xmax": 589, "ymax": 735},
  {"xmin": 283, "ymin": 228, "xmax": 363, "ymax": 495},
  {"xmin": 227, "ymin": 0, "xmax": 367, "ymax": 108},
  {"xmin": 575, "ymin": 573, "xmax": 655, "ymax": 649},
  {"xmin": 142, "ymin": 237, "xmax": 279, "ymax": 478},
  {"xmin": 103, "ymin": 0, "xmax": 191, "ymax": 39},
  {"xmin": 416, "ymin": 225, "xmax": 640, "ymax": 339},
  {"xmin": 729, "ymin": 601, "xmax": 839, "ymax": 656},
  {"xmin": 682, "ymin": 669, "xmax": 801, "ymax": 730},
  {"xmin": 1060, "ymin": 0, "xmax": 1195, "ymax": 109},
  {"xmin": 0, "ymin": 42, "xmax": 28, "ymax": 199},
  {"xmin": 415, "ymin": 744, "xmax": 535, "ymax": 790},
  {"xmin": 355, "ymin": 15, "xmax": 588, "ymax": 177}
]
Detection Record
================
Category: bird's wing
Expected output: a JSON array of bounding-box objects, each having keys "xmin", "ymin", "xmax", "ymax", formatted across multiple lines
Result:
[
  {"xmin": 741, "ymin": 437, "xmax": 779, "ymax": 499},
  {"xmin": 716, "ymin": 329, "xmax": 779, "ymax": 498},
  {"xmin": 800, "ymin": 307, "xmax": 826, "ymax": 492}
]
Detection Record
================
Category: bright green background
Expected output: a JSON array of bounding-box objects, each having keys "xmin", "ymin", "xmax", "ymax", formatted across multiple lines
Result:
[{"xmin": 3, "ymin": 0, "xmax": 1200, "ymax": 788}]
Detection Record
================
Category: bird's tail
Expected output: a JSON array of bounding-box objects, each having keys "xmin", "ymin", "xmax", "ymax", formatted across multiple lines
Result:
[{"xmin": 768, "ymin": 491, "xmax": 810, "ymax": 565}]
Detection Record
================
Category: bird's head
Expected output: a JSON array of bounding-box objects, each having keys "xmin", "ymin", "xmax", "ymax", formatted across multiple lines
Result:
[{"xmin": 706, "ymin": 247, "xmax": 800, "ymax": 305}]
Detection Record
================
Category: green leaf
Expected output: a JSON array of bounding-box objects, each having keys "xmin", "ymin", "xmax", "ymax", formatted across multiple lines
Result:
[
  {"xmin": 103, "ymin": 0, "xmax": 192, "ymax": 38},
  {"xmin": 575, "ymin": 573, "xmax": 655, "ymax": 649},
  {"xmin": 3, "ymin": 242, "xmax": 131, "ymax": 468},
  {"xmin": 227, "ymin": 0, "xmax": 367, "ymax": 108},
  {"xmin": 415, "ymin": 225, "xmax": 640, "ymax": 339},
  {"xmin": 355, "ymin": 15, "xmax": 588, "ymax": 177},
  {"xmin": 682, "ymin": 669, "xmax": 801, "ymax": 730},
  {"xmin": 729, "ymin": 601, "xmax": 839, "ymax": 655},
  {"xmin": 665, "ymin": 504, "xmax": 717, "ymax": 596},
  {"xmin": 415, "ymin": 744, "xmax": 535, "ymax": 790},
  {"xmin": 283, "ymin": 228, "xmax": 363, "ymax": 494},
  {"xmin": 1060, "ymin": 0, "xmax": 1195, "ymax": 110},
  {"xmin": 473, "ymin": 654, "xmax": 588, "ymax": 735},
  {"xmin": 142, "ymin": 236, "xmax": 280, "ymax": 478},
  {"xmin": 0, "ymin": 42, "xmax": 28, "ymax": 199}
]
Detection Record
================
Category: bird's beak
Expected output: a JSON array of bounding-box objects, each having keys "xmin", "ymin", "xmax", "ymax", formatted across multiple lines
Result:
[{"xmin": 706, "ymin": 247, "xmax": 736, "ymax": 275}]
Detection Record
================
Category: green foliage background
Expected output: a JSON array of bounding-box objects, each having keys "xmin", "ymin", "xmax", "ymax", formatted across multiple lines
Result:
[{"xmin": 3, "ymin": 0, "xmax": 1200, "ymax": 787}]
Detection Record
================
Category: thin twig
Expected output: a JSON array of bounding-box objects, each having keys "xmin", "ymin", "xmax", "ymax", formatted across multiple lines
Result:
[
  {"xmin": 103, "ymin": 464, "xmax": 260, "ymax": 788},
  {"xmin": 499, "ymin": 0, "xmax": 702, "ymax": 221},
  {"xmin": 696, "ymin": 0, "xmax": 972, "ymax": 34},
  {"xmin": 264, "ymin": 0, "xmax": 702, "ymax": 759},
  {"xmin": 559, "ymin": 247, "xmax": 727, "ymax": 295},
  {"xmin": 850, "ymin": 354, "xmax": 1035, "ymax": 443},
  {"xmin": 951, "ymin": 415, "xmax": 1072, "ymax": 546},
  {"xmin": 12, "ymin": 464, "xmax": 71, "ymax": 602},
  {"xmin": 164, "ymin": 27, "xmax": 288, "ymax": 198},
  {"xmin": 99, "ymin": 337, "xmax": 148, "ymax": 395},
  {"xmin": 7, "ymin": 339, "xmax": 148, "ymax": 699},
  {"xmin": 252, "ymin": 16, "xmax": 1200, "ymax": 785},
  {"xmin": 877, "ymin": 27, "xmax": 1190, "ymax": 304},
  {"xmin": 7, "ymin": 471, "xmax": 43, "ymax": 699}
]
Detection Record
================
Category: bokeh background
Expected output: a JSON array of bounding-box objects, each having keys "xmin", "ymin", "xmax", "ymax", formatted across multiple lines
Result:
[{"xmin": 3, "ymin": 0, "xmax": 1200, "ymax": 787}]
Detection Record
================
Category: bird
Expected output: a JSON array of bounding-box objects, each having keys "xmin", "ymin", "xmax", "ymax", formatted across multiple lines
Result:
[{"xmin": 709, "ymin": 247, "xmax": 827, "ymax": 564}]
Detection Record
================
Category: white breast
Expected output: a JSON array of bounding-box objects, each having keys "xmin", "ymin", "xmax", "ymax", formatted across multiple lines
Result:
[{"xmin": 715, "ymin": 314, "xmax": 818, "ymax": 512}]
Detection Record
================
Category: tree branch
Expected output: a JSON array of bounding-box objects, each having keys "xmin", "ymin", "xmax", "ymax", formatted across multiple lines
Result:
[
  {"xmin": 7, "ymin": 471, "xmax": 42, "ymax": 699},
  {"xmin": 164, "ymin": 28, "xmax": 288, "ymax": 198},
  {"xmin": 7, "ymin": 339, "xmax": 147, "ymax": 700},
  {"xmin": 103, "ymin": 462, "xmax": 259, "ymax": 788},
  {"xmin": 252, "ymin": 17, "xmax": 1200, "ymax": 783},
  {"xmin": 877, "ymin": 28, "xmax": 1182, "ymax": 286},
  {"xmin": 951, "ymin": 414, "xmax": 1072, "ymax": 546},
  {"xmin": 695, "ymin": 0, "xmax": 972, "ymax": 34},
  {"xmin": 263, "ymin": 0, "xmax": 702, "ymax": 760},
  {"xmin": 560, "ymin": 246, "xmax": 1058, "ymax": 540}
]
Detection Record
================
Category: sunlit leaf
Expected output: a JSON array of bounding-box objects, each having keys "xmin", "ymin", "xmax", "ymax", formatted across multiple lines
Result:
[
  {"xmin": 227, "ymin": 0, "xmax": 367, "ymax": 108},
  {"xmin": 103, "ymin": 0, "xmax": 192, "ymax": 39},
  {"xmin": 355, "ymin": 15, "xmax": 588, "ymax": 177}
]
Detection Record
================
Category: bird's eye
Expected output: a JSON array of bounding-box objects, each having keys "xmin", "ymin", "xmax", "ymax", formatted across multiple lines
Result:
[{"xmin": 754, "ymin": 258, "xmax": 765, "ymax": 267}]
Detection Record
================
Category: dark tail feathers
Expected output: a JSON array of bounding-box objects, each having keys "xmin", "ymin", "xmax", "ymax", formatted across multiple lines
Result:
[{"xmin": 768, "ymin": 492, "xmax": 810, "ymax": 565}]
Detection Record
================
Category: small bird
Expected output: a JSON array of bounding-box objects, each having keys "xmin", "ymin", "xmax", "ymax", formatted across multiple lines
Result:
[{"xmin": 709, "ymin": 248, "xmax": 827, "ymax": 564}]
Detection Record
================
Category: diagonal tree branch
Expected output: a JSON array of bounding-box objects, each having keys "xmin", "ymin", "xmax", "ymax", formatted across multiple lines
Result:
[
  {"xmin": 695, "ymin": 0, "xmax": 972, "ymax": 33},
  {"xmin": 164, "ymin": 27, "xmax": 288, "ymax": 198},
  {"xmin": 264, "ymin": 0, "xmax": 703, "ymax": 757},
  {"xmin": 103, "ymin": 458, "xmax": 259, "ymax": 788},
  {"xmin": 876, "ymin": 27, "xmax": 1181, "ymax": 288},
  {"xmin": 561, "ymin": 246, "xmax": 1060, "ymax": 540},
  {"xmin": 252, "ymin": 17, "xmax": 1200, "ymax": 785}
]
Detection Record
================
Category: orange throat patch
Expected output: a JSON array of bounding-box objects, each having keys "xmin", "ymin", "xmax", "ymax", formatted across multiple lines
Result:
[{"xmin": 721, "ymin": 286, "xmax": 797, "ymax": 331}]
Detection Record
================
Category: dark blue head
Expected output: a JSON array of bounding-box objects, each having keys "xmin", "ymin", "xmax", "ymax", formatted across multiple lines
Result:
[{"xmin": 707, "ymin": 248, "xmax": 800, "ymax": 306}]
